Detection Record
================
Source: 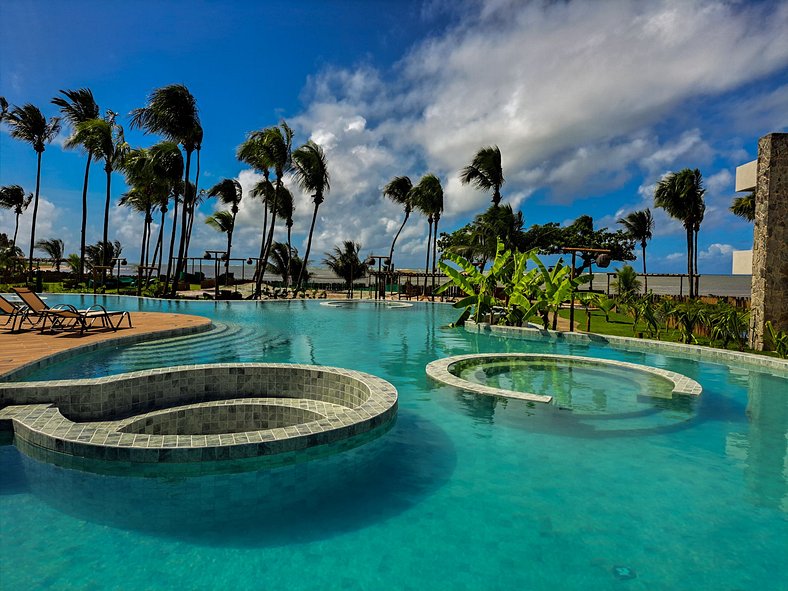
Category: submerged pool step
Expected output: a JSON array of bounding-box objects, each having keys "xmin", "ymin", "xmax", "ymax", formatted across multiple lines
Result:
[{"xmin": 115, "ymin": 322, "xmax": 290, "ymax": 364}]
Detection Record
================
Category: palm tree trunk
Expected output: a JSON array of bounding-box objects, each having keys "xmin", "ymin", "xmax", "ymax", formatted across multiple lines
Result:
[
  {"xmin": 27, "ymin": 151, "xmax": 43, "ymax": 283},
  {"xmin": 139, "ymin": 216, "xmax": 148, "ymax": 282},
  {"xmin": 256, "ymin": 181, "xmax": 281, "ymax": 296},
  {"xmin": 13, "ymin": 213, "xmax": 20, "ymax": 247},
  {"xmin": 642, "ymin": 244, "xmax": 648, "ymax": 293},
  {"xmin": 694, "ymin": 228, "xmax": 700, "ymax": 297},
  {"xmin": 164, "ymin": 196, "xmax": 179, "ymax": 293},
  {"xmin": 101, "ymin": 166, "xmax": 113, "ymax": 288},
  {"xmin": 424, "ymin": 218, "xmax": 433, "ymax": 296},
  {"xmin": 171, "ymin": 149, "xmax": 193, "ymax": 297},
  {"xmin": 78, "ymin": 152, "xmax": 92, "ymax": 283},
  {"xmin": 431, "ymin": 216, "xmax": 440, "ymax": 300},
  {"xmin": 184, "ymin": 147, "xmax": 201, "ymax": 264},
  {"xmin": 387, "ymin": 210, "xmax": 410, "ymax": 265},
  {"xmin": 686, "ymin": 226, "xmax": 694, "ymax": 298},
  {"xmin": 296, "ymin": 199, "xmax": 321, "ymax": 291},
  {"xmin": 285, "ymin": 224, "xmax": 292, "ymax": 288},
  {"xmin": 257, "ymin": 208, "xmax": 278, "ymax": 291}
]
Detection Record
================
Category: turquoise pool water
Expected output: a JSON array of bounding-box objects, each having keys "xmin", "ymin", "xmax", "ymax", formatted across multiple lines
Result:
[{"xmin": 1, "ymin": 295, "xmax": 786, "ymax": 590}]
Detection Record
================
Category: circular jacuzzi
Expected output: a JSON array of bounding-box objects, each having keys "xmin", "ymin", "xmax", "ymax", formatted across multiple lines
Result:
[
  {"xmin": 1, "ymin": 363, "xmax": 398, "ymax": 466},
  {"xmin": 426, "ymin": 353, "xmax": 702, "ymax": 410}
]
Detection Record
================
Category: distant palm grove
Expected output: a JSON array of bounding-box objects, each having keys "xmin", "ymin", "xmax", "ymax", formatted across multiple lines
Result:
[{"xmin": 1, "ymin": 83, "xmax": 745, "ymax": 301}]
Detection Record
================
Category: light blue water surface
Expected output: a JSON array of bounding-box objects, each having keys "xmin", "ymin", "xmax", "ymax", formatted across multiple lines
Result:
[{"xmin": 1, "ymin": 295, "xmax": 786, "ymax": 590}]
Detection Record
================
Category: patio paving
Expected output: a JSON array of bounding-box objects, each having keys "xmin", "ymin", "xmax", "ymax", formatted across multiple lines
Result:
[{"xmin": 0, "ymin": 312, "xmax": 211, "ymax": 378}]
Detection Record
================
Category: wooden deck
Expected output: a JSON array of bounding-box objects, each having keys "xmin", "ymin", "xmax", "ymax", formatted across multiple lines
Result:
[{"xmin": 0, "ymin": 312, "xmax": 211, "ymax": 379}]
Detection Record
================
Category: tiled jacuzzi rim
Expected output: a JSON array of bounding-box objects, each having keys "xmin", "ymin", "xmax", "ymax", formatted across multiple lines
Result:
[
  {"xmin": 0, "ymin": 319, "xmax": 214, "ymax": 382},
  {"xmin": 0, "ymin": 363, "xmax": 398, "ymax": 464},
  {"xmin": 463, "ymin": 321, "xmax": 788, "ymax": 376},
  {"xmin": 426, "ymin": 353, "xmax": 703, "ymax": 404}
]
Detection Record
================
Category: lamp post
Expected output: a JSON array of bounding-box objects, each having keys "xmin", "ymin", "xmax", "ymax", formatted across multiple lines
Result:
[
  {"xmin": 110, "ymin": 257, "xmax": 127, "ymax": 295},
  {"xmin": 365, "ymin": 255, "xmax": 390, "ymax": 300},
  {"xmin": 560, "ymin": 247, "xmax": 611, "ymax": 332},
  {"xmin": 204, "ymin": 250, "xmax": 228, "ymax": 300}
]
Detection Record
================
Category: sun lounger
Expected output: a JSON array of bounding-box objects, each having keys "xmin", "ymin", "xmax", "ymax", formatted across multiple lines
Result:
[
  {"xmin": 0, "ymin": 294, "xmax": 35, "ymax": 332},
  {"xmin": 12, "ymin": 287, "xmax": 132, "ymax": 335},
  {"xmin": 41, "ymin": 304, "xmax": 133, "ymax": 335}
]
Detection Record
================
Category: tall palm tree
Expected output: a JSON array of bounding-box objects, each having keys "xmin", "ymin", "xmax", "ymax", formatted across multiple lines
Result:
[
  {"xmin": 291, "ymin": 139, "xmax": 330, "ymax": 291},
  {"xmin": 459, "ymin": 145, "xmax": 504, "ymax": 206},
  {"xmin": 118, "ymin": 147, "xmax": 161, "ymax": 273},
  {"xmin": 149, "ymin": 141, "xmax": 184, "ymax": 285},
  {"xmin": 34, "ymin": 238, "xmax": 65, "ymax": 272},
  {"xmin": 4, "ymin": 103, "xmax": 61, "ymax": 281},
  {"xmin": 274, "ymin": 186, "xmax": 295, "ymax": 286},
  {"xmin": 207, "ymin": 179, "xmax": 243, "ymax": 267},
  {"xmin": 617, "ymin": 208, "xmax": 654, "ymax": 292},
  {"xmin": 382, "ymin": 175, "xmax": 413, "ymax": 269},
  {"xmin": 730, "ymin": 191, "xmax": 755, "ymax": 222},
  {"xmin": 324, "ymin": 241, "xmax": 366, "ymax": 299},
  {"xmin": 237, "ymin": 122, "xmax": 293, "ymax": 297},
  {"xmin": 238, "ymin": 130, "xmax": 275, "ymax": 295},
  {"xmin": 130, "ymin": 84, "xmax": 201, "ymax": 296},
  {"xmin": 184, "ymin": 125, "xmax": 205, "ymax": 265},
  {"xmin": 0, "ymin": 185, "xmax": 33, "ymax": 246},
  {"xmin": 411, "ymin": 173, "xmax": 444, "ymax": 297},
  {"xmin": 654, "ymin": 168, "xmax": 705, "ymax": 298},
  {"xmin": 67, "ymin": 116, "xmax": 129, "ymax": 266},
  {"xmin": 52, "ymin": 88, "xmax": 100, "ymax": 282}
]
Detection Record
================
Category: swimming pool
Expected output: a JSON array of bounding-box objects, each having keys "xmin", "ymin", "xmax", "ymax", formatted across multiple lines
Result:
[{"xmin": 2, "ymin": 295, "xmax": 786, "ymax": 590}]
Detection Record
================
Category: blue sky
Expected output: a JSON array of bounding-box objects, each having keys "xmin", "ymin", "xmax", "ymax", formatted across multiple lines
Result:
[{"xmin": 1, "ymin": 0, "xmax": 787, "ymax": 274}]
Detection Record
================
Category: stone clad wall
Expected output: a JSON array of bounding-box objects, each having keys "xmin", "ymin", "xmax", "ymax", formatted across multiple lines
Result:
[{"xmin": 750, "ymin": 133, "xmax": 788, "ymax": 350}]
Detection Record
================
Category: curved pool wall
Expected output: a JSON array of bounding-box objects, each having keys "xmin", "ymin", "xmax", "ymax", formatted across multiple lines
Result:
[
  {"xmin": 0, "ymin": 363, "xmax": 398, "ymax": 464},
  {"xmin": 426, "ymin": 353, "xmax": 703, "ymax": 403},
  {"xmin": 464, "ymin": 321, "xmax": 788, "ymax": 375}
]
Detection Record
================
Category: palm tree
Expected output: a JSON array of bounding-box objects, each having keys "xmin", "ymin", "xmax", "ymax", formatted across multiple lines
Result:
[
  {"xmin": 67, "ymin": 116, "xmax": 129, "ymax": 268},
  {"xmin": 118, "ymin": 147, "xmax": 163, "ymax": 274},
  {"xmin": 460, "ymin": 145, "xmax": 504, "ymax": 206},
  {"xmin": 207, "ymin": 179, "xmax": 243, "ymax": 267},
  {"xmin": 34, "ymin": 238, "xmax": 65, "ymax": 272},
  {"xmin": 52, "ymin": 88, "xmax": 100, "ymax": 282},
  {"xmin": 730, "ymin": 191, "xmax": 754, "ymax": 222},
  {"xmin": 205, "ymin": 210, "xmax": 235, "ymax": 285},
  {"xmin": 617, "ymin": 208, "xmax": 654, "ymax": 292},
  {"xmin": 0, "ymin": 185, "xmax": 33, "ymax": 246},
  {"xmin": 184, "ymin": 125, "xmax": 205, "ymax": 265},
  {"xmin": 130, "ymin": 84, "xmax": 201, "ymax": 296},
  {"xmin": 411, "ymin": 174, "xmax": 444, "ymax": 297},
  {"xmin": 4, "ymin": 103, "xmax": 61, "ymax": 281},
  {"xmin": 382, "ymin": 175, "xmax": 413, "ymax": 269},
  {"xmin": 238, "ymin": 134, "xmax": 271, "ymax": 288},
  {"xmin": 275, "ymin": 186, "xmax": 295, "ymax": 286},
  {"xmin": 291, "ymin": 140, "xmax": 330, "ymax": 291},
  {"xmin": 324, "ymin": 241, "xmax": 366, "ymax": 299},
  {"xmin": 0, "ymin": 97, "xmax": 8, "ymax": 122},
  {"xmin": 237, "ymin": 122, "xmax": 293, "ymax": 297},
  {"xmin": 149, "ymin": 142, "xmax": 184, "ymax": 285},
  {"xmin": 266, "ymin": 241, "xmax": 304, "ymax": 285},
  {"xmin": 654, "ymin": 168, "xmax": 705, "ymax": 298}
]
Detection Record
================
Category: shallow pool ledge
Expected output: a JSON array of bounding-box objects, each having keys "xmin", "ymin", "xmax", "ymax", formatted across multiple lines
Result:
[{"xmin": 426, "ymin": 353, "xmax": 702, "ymax": 403}]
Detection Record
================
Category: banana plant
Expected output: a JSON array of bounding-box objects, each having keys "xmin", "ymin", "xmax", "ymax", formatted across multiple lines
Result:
[
  {"xmin": 437, "ymin": 239, "xmax": 510, "ymax": 325},
  {"xmin": 527, "ymin": 252, "xmax": 591, "ymax": 330}
]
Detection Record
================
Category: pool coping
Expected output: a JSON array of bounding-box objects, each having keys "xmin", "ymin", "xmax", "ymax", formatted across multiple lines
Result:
[
  {"xmin": 426, "ymin": 353, "xmax": 703, "ymax": 404},
  {"xmin": 464, "ymin": 321, "xmax": 788, "ymax": 376},
  {"xmin": 0, "ymin": 363, "xmax": 398, "ymax": 464}
]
